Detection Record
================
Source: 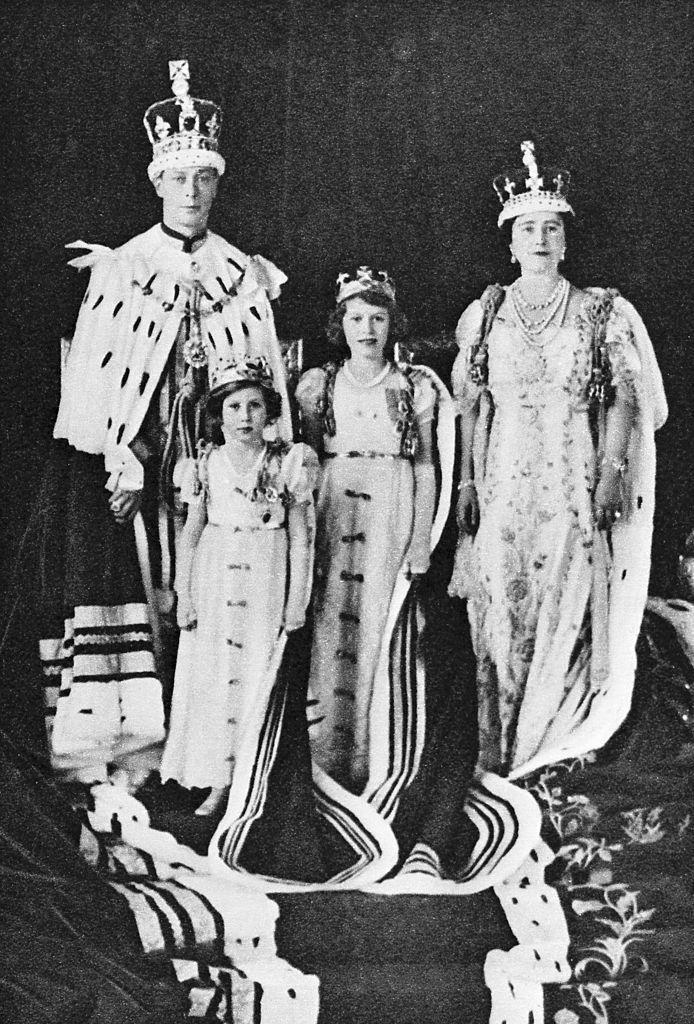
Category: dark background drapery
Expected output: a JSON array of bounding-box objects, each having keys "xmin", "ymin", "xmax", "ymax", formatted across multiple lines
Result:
[{"xmin": 1, "ymin": 0, "xmax": 692, "ymax": 595}]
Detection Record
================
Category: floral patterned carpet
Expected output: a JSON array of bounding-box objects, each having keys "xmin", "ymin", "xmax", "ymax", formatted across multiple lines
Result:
[
  {"xmin": 531, "ymin": 751, "xmax": 693, "ymax": 1024},
  {"xmin": 534, "ymin": 602, "xmax": 694, "ymax": 1024}
]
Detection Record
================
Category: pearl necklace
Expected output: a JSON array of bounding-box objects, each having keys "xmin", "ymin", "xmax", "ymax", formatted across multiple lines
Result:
[
  {"xmin": 513, "ymin": 276, "xmax": 564, "ymax": 311},
  {"xmin": 342, "ymin": 361, "xmax": 391, "ymax": 388},
  {"xmin": 510, "ymin": 277, "xmax": 570, "ymax": 346}
]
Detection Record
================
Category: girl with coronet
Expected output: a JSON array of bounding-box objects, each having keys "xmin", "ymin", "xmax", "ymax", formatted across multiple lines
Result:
[
  {"xmin": 159, "ymin": 357, "xmax": 317, "ymax": 815},
  {"xmin": 450, "ymin": 140, "xmax": 667, "ymax": 777},
  {"xmin": 297, "ymin": 268, "xmax": 453, "ymax": 794}
]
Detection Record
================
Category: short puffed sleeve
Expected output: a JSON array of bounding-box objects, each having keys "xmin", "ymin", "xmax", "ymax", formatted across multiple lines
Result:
[
  {"xmin": 282, "ymin": 442, "xmax": 319, "ymax": 505},
  {"xmin": 452, "ymin": 299, "xmax": 486, "ymax": 409},
  {"xmin": 604, "ymin": 299, "xmax": 643, "ymax": 406},
  {"xmin": 411, "ymin": 369, "xmax": 437, "ymax": 424}
]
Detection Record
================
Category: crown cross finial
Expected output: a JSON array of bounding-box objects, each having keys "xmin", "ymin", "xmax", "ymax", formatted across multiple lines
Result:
[
  {"xmin": 504, "ymin": 176, "xmax": 516, "ymax": 198},
  {"xmin": 169, "ymin": 59, "xmax": 197, "ymax": 131},
  {"xmin": 521, "ymin": 140, "xmax": 543, "ymax": 191},
  {"xmin": 169, "ymin": 60, "xmax": 190, "ymax": 98}
]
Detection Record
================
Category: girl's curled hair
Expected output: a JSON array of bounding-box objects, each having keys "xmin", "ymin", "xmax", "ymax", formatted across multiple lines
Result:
[
  {"xmin": 205, "ymin": 381, "xmax": 282, "ymax": 445},
  {"xmin": 326, "ymin": 287, "xmax": 408, "ymax": 362}
]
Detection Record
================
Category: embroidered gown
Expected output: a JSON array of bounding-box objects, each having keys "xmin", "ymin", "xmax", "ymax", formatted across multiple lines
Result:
[
  {"xmin": 297, "ymin": 362, "xmax": 435, "ymax": 792},
  {"xmin": 159, "ymin": 441, "xmax": 317, "ymax": 790},
  {"xmin": 136, "ymin": 360, "xmax": 543, "ymax": 902},
  {"xmin": 450, "ymin": 287, "xmax": 667, "ymax": 776}
]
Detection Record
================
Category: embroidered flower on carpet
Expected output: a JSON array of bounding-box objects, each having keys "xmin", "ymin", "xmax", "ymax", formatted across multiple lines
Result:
[
  {"xmin": 620, "ymin": 807, "xmax": 665, "ymax": 845},
  {"xmin": 557, "ymin": 836, "xmax": 622, "ymax": 885},
  {"xmin": 572, "ymin": 884, "xmax": 656, "ymax": 980},
  {"xmin": 565, "ymin": 980, "xmax": 616, "ymax": 1024},
  {"xmin": 561, "ymin": 794, "xmax": 601, "ymax": 837}
]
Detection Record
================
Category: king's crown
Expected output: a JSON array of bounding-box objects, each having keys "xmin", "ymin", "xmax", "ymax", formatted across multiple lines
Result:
[{"xmin": 144, "ymin": 60, "xmax": 225, "ymax": 182}]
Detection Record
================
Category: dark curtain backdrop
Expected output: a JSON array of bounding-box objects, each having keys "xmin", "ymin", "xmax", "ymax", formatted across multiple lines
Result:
[{"xmin": 2, "ymin": 0, "xmax": 692, "ymax": 593}]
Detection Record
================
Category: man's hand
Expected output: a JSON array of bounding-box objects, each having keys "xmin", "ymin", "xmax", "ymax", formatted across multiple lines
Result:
[{"xmin": 109, "ymin": 487, "xmax": 143, "ymax": 524}]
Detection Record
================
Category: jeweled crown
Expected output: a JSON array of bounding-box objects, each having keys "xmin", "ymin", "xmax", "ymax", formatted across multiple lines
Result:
[
  {"xmin": 144, "ymin": 60, "xmax": 225, "ymax": 182},
  {"xmin": 336, "ymin": 266, "xmax": 396, "ymax": 304},
  {"xmin": 493, "ymin": 141, "xmax": 573, "ymax": 226},
  {"xmin": 208, "ymin": 356, "xmax": 275, "ymax": 396}
]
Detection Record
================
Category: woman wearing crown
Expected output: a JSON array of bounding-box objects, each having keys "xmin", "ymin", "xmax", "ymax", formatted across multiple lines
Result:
[
  {"xmin": 26, "ymin": 62, "xmax": 291, "ymax": 785},
  {"xmin": 449, "ymin": 141, "xmax": 668, "ymax": 778}
]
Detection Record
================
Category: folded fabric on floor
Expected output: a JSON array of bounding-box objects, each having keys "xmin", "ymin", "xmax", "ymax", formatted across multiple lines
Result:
[{"xmin": 0, "ymin": 726, "xmax": 187, "ymax": 1024}]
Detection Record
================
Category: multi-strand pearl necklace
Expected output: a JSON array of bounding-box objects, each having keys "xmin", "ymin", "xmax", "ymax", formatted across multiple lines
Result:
[
  {"xmin": 510, "ymin": 277, "xmax": 570, "ymax": 347},
  {"xmin": 514, "ymin": 276, "xmax": 564, "ymax": 311}
]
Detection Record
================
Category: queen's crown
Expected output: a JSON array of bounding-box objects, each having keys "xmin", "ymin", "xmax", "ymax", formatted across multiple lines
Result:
[{"xmin": 493, "ymin": 141, "xmax": 573, "ymax": 226}]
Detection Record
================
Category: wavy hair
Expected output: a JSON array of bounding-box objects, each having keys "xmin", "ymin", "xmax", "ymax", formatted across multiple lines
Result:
[
  {"xmin": 326, "ymin": 287, "xmax": 409, "ymax": 362},
  {"xmin": 205, "ymin": 381, "xmax": 282, "ymax": 445}
]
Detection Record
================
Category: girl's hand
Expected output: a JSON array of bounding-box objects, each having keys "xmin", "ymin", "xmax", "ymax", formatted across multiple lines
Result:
[
  {"xmin": 176, "ymin": 594, "xmax": 198, "ymax": 630},
  {"xmin": 594, "ymin": 470, "xmax": 624, "ymax": 531},
  {"xmin": 404, "ymin": 545, "xmax": 430, "ymax": 579},
  {"xmin": 456, "ymin": 482, "xmax": 479, "ymax": 536},
  {"xmin": 282, "ymin": 609, "xmax": 305, "ymax": 634}
]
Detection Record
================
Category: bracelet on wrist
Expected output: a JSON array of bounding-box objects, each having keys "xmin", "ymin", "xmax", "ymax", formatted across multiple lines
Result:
[{"xmin": 457, "ymin": 479, "xmax": 477, "ymax": 493}]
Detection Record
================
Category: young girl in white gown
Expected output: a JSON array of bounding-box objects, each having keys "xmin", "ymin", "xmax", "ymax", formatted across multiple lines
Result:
[
  {"xmin": 296, "ymin": 267, "xmax": 445, "ymax": 794},
  {"xmin": 159, "ymin": 357, "xmax": 317, "ymax": 815}
]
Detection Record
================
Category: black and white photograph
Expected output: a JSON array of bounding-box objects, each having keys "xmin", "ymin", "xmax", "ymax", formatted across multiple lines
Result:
[{"xmin": 1, "ymin": 1, "xmax": 692, "ymax": 1021}]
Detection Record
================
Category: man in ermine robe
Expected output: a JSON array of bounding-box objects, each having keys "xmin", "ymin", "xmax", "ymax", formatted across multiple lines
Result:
[{"xmin": 36, "ymin": 59, "xmax": 290, "ymax": 786}]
